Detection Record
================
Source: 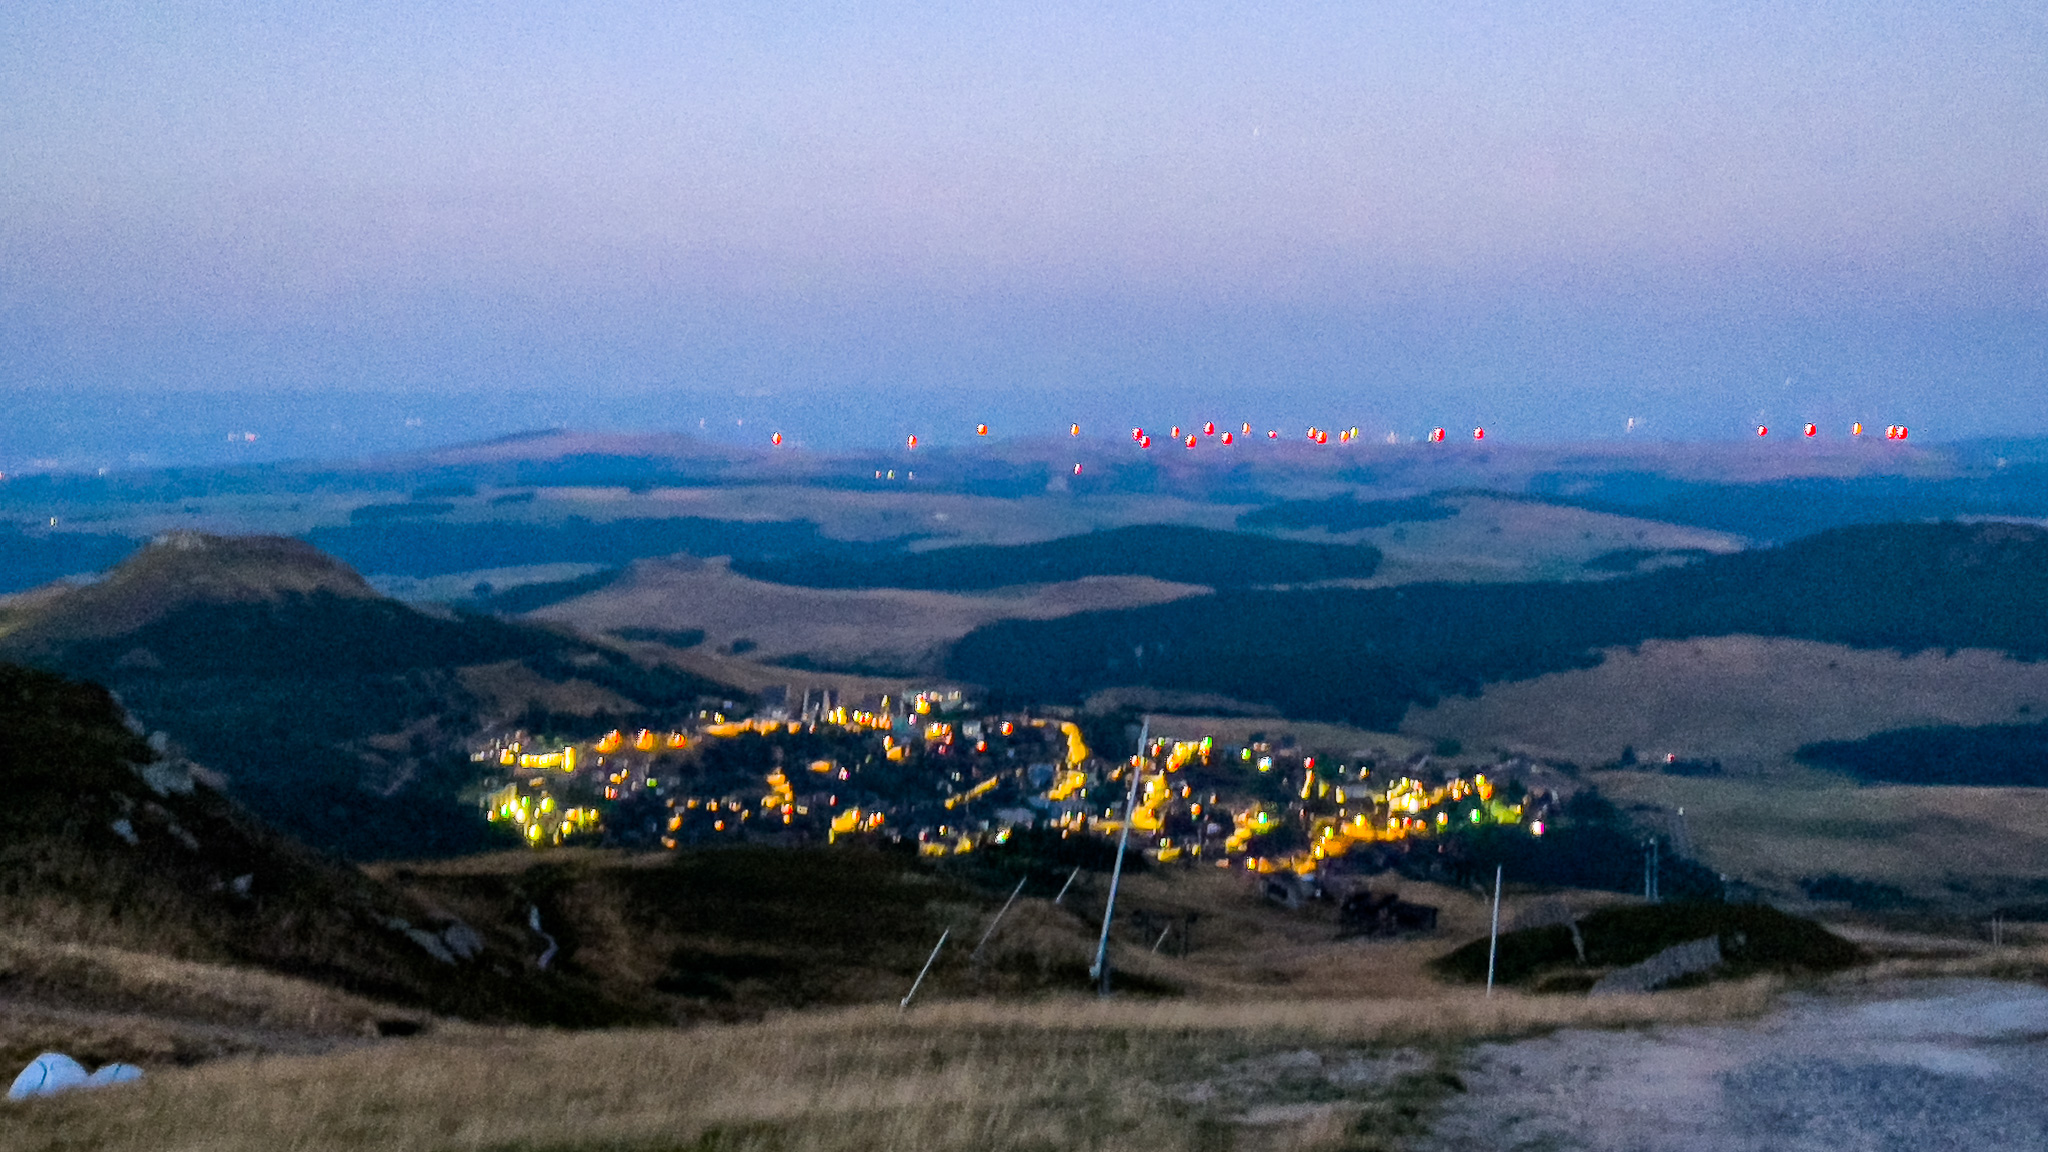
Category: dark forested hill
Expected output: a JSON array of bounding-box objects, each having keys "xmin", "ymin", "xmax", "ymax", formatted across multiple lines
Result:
[
  {"xmin": 1797, "ymin": 720, "xmax": 2048, "ymax": 786},
  {"xmin": 731, "ymin": 524, "xmax": 1383, "ymax": 590},
  {"xmin": 0, "ymin": 534, "xmax": 736, "ymax": 858},
  {"xmin": 0, "ymin": 524, "xmax": 143, "ymax": 593},
  {"xmin": 1522, "ymin": 467, "xmax": 2048, "ymax": 542},
  {"xmin": 947, "ymin": 521, "xmax": 2048, "ymax": 729}
]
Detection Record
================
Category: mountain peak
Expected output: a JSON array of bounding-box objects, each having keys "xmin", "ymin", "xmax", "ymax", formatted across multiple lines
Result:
[{"xmin": 0, "ymin": 533, "xmax": 377, "ymax": 651}]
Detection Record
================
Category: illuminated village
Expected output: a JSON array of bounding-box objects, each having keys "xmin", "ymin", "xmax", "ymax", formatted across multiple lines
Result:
[{"xmin": 474, "ymin": 687, "xmax": 1552, "ymax": 883}]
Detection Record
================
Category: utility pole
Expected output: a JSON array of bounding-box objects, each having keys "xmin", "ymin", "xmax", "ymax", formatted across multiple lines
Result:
[
  {"xmin": 969, "ymin": 877, "xmax": 1028, "ymax": 965},
  {"xmin": 1053, "ymin": 866, "xmax": 1081, "ymax": 905},
  {"xmin": 1091, "ymin": 717, "xmax": 1147, "ymax": 996},
  {"xmin": 1645, "ymin": 838, "xmax": 1661, "ymax": 903},
  {"xmin": 900, "ymin": 928, "xmax": 948, "ymax": 1012},
  {"xmin": 1485, "ymin": 864, "xmax": 1503, "ymax": 997}
]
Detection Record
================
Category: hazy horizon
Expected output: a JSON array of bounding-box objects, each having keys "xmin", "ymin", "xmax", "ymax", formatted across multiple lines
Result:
[{"xmin": 5, "ymin": 2, "xmax": 2044, "ymax": 468}]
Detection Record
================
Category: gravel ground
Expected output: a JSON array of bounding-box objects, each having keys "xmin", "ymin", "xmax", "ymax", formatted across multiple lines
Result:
[{"xmin": 1420, "ymin": 979, "xmax": 2048, "ymax": 1152}]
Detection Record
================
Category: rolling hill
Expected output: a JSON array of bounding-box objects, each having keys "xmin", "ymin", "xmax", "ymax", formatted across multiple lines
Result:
[
  {"xmin": 729, "ymin": 524, "xmax": 1383, "ymax": 589},
  {"xmin": 1398, "ymin": 635, "xmax": 2048, "ymax": 771},
  {"xmin": 947, "ymin": 521, "xmax": 2048, "ymax": 730},
  {"xmin": 304, "ymin": 514, "xmax": 870, "ymax": 580},
  {"xmin": 1517, "ymin": 463, "xmax": 2048, "ymax": 543},
  {"xmin": 532, "ymin": 554, "xmax": 1208, "ymax": 676}
]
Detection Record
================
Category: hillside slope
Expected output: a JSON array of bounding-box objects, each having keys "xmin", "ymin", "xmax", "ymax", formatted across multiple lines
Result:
[
  {"xmin": 0, "ymin": 663, "xmax": 639, "ymax": 1027},
  {"xmin": 0, "ymin": 534, "xmax": 739, "ymax": 858}
]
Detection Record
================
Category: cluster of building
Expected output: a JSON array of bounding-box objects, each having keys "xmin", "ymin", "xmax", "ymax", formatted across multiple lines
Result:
[{"xmin": 470, "ymin": 688, "xmax": 1551, "ymax": 879}]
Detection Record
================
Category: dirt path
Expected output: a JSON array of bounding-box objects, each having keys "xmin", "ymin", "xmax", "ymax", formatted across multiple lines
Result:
[{"xmin": 1421, "ymin": 978, "xmax": 2048, "ymax": 1151}]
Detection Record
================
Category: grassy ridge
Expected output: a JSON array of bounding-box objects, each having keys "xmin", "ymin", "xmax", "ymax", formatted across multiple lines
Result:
[
  {"xmin": 306, "ymin": 515, "xmax": 868, "ymax": 578},
  {"xmin": 948, "ymin": 522, "xmax": 2048, "ymax": 729},
  {"xmin": 1238, "ymin": 494, "xmax": 1461, "ymax": 532},
  {"xmin": 732, "ymin": 524, "xmax": 1383, "ymax": 590}
]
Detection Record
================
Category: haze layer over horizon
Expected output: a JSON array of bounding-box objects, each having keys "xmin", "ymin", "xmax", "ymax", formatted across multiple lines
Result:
[{"xmin": 3, "ymin": 1, "xmax": 2043, "ymax": 468}]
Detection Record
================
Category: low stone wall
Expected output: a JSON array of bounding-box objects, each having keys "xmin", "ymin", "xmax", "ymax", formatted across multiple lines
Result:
[{"xmin": 1589, "ymin": 935, "xmax": 1722, "ymax": 996}]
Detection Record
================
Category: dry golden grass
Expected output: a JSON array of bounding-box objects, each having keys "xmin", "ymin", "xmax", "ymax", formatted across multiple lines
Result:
[
  {"xmin": 0, "ymin": 979, "xmax": 1778, "ymax": 1152},
  {"xmin": 532, "ymin": 557, "xmax": 1207, "ymax": 673},
  {"xmin": 1823, "ymin": 941, "xmax": 2048, "ymax": 985},
  {"xmin": 0, "ymin": 930, "xmax": 400, "ymax": 1071},
  {"xmin": 0, "ymin": 931, "xmax": 388, "ymax": 1030},
  {"xmin": 1355, "ymin": 494, "xmax": 1743, "ymax": 586},
  {"xmin": 1592, "ymin": 771, "xmax": 2048, "ymax": 900},
  {"xmin": 1401, "ymin": 636, "xmax": 2048, "ymax": 772},
  {"xmin": 1, "ymin": 854, "xmax": 1791, "ymax": 1151}
]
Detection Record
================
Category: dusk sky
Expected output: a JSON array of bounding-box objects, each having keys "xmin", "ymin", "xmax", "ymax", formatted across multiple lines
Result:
[{"xmin": 4, "ymin": 1, "xmax": 2044, "ymax": 466}]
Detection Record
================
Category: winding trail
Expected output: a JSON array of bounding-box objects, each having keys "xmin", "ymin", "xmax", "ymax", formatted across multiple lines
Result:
[{"xmin": 527, "ymin": 905, "xmax": 558, "ymax": 971}]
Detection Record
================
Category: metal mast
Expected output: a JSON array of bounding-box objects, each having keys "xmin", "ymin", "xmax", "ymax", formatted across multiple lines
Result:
[{"xmin": 1090, "ymin": 716, "xmax": 1147, "ymax": 996}]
